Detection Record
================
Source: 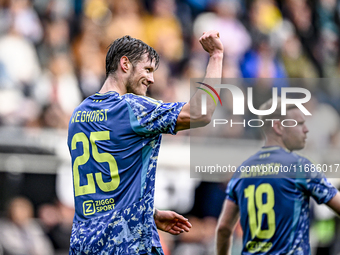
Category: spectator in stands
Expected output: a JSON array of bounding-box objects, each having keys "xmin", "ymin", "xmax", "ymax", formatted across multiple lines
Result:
[
  {"xmin": 0, "ymin": 197, "xmax": 54, "ymax": 255},
  {"xmin": 144, "ymin": 0, "xmax": 184, "ymax": 63},
  {"xmin": 33, "ymin": 53, "xmax": 82, "ymax": 129},
  {"xmin": 38, "ymin": 201, "xmax": 74, "ymax": 255},
  {"xmin": 193, "ymin": 0, "xmax": 251, "ymax": 71},
  {"xmin": 8, "ymin": 0, "xmax": 43, "ymax": 44}
]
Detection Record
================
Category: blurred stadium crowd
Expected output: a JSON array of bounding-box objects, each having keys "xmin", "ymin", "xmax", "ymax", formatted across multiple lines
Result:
[
  {"xmin": 0, "ymin": 0, "xmax": 340, "ymax": 254},
  {"xmin": 0, "ymin": 0, "xmax": 340, "ymax": 129}
]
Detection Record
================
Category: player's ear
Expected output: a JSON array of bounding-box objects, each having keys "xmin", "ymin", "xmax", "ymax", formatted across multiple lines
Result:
[
  {"xmin": 272, "ymin": 120, "xmax": 283, "ymax": 136},
  {"xmin": 120, "ymin": 56, "xmax": 131, "ymax": 73}
]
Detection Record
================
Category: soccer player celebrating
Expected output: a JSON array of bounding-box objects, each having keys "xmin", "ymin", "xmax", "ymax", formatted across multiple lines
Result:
[
  {"xmin": 68, "ymin": 31, "xmax": 223, "ymax": 254},
  {"xmin": 216, "ymin": 98, "xmax": 340, "ymax": 255}
]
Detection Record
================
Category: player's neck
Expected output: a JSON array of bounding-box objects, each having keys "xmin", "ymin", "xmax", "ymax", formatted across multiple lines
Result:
[
  {"xmin": 264, "ymin": 137, "xmax": 287, "ymax": 151},
  {"xmin": 99, "ymin": 75, "xmax": 127, "ymax": 95}
]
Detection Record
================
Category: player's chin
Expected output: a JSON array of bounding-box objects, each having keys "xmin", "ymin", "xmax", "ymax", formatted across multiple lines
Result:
[
  {"xmin": 141, "ymin": 87, "xmax": 148, "ymax": 96},
  {"xmin": 135, "ymin": 88, "xmax": 147, "ymax": 96},
  {"xmin": 295, "ymin": 142, "xmax": 306, "ymax": 151}
]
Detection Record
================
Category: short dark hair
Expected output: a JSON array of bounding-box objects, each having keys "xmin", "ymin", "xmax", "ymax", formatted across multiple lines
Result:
[{"xmin": 105, "ymin": 35, "xmax": 160, "ymax": 77}]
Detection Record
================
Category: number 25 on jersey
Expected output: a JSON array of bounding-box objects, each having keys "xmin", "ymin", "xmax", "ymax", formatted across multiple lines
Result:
[{"xmin": 71, "ymin": 131, "xmax": 120, "ymax": 196}]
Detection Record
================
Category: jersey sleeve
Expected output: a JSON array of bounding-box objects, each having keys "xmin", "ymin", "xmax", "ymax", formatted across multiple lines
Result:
[
  {"xmin": 226, "ymin": 177, "xmax": 238, "ymax": 204},
  {"xmin": 306, "ymin": 175, "xmax": 337, "ymax": 204},
  {"xmin": 125, "ymin": 94, "xmax": 186, "ymax": 136},
  {"xmin": 298, "ymin": 158, "xmax": 338, "ymax": 204}
]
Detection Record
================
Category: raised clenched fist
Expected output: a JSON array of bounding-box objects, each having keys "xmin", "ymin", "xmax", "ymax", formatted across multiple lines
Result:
[{"xmin": 199, "ymin": 30, "xmax": 224, "ymax": 56}]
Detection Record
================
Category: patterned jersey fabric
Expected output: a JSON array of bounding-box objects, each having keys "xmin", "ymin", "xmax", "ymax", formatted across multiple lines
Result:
[
  {"xmin": 226, "ymin": 146, "xmax": 337, "ymax": 255},
  {"xmin": 67, "ymin": 91, "xmax": 185, "ymax": 254}
]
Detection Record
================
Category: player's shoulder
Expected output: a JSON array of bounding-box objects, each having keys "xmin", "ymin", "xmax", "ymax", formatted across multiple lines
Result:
[
  {"xmin": 123, "ymin": 93, "xmax": 163, "ymax": 106},
  {"xmin": 260, "ymin": 146, "xmax": 311, "ymax": 164},
  {"xmin": 290, "ymin": 151, "xmax": 313, "ymax": 165},
  {"xmin": 75, "ymin": 91, "xmax": 122, "ymax": 111},
  {"xmin": 90, "ymin": 91, "xmax": 121, "ymax": 101},
  {"xmin": 238, "ymin": 146, "xmax": 281, "ymax": 166}
]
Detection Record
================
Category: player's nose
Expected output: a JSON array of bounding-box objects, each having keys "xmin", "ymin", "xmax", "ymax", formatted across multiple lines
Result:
[
  {"xmin": 303, "ymin": 125, "xmax": 309, "ymax": 134},
  {"xmin": 147, "ymin": 73, "xmax": 154, "ymax": 84}
]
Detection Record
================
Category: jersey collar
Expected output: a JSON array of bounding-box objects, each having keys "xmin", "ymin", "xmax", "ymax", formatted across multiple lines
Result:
[{"xmin": 260, "ymin": 146, "xmax": 287, "ymax": 152}]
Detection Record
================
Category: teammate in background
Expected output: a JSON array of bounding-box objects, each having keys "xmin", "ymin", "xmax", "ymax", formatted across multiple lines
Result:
[
  {"xmin": 68, "ymin": 30, "xmax": 223, "ymax": 255},
  {"xmin": 216, "ymin": 98, "xmax": 340, "ymax": 255}
]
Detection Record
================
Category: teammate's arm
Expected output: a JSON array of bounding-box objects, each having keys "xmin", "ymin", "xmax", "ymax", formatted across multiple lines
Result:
[
  {"xmin": 216, "ymin": 199, "xmax": 240, "ymax": 255},
  {"xmin": 326, "ymin": 192, "xmax": 340, "ymax": 216},
  {"xmin": 174, "ymin": 30, "xmax": 223, "ymax": 132},
  {"xmin": 305, "ymin": 168, "xmax": 340, "ymax": 216},
  {"xmin": 154, "ymin": 209, "xmax": 192, "ymax": 235}
]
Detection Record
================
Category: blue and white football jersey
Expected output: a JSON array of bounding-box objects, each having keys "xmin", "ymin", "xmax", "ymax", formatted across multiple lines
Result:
[
  {"xmin": 67, "ymin": 91, "xmax": 185, "ymax": 254},
  {"xmin": 226, "ymin": 146, "xmax": 337, "ymax": 255}
]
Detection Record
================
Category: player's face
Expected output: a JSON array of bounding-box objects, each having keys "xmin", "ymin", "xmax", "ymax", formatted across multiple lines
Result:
[
  {"xmin": 126, "ymin": 54, "xmax": 156, "ymax": 96},
  {"xmin": 282, "ymin": 108, "xmax": 309, "ymax": 151}
]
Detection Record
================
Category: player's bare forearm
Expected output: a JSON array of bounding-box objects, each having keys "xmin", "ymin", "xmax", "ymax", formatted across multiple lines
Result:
[
  {"xmin": 199, "ymin": 52, "xmax": 223, "ymax": 118},
  {"xmin": 175, "ymin": 31, "xmax": 223, "ymax": 131},
  {"xmin": 216, "ymin": 209, "xmax": 234, "ymax": 255},
  {"xmin": 188, "ymin": 53, "xmax": 223, "ymax": 125},
  {"xmin": 327, "ymin": 192, "xmax": 340, "ymax": 216},
  {"xmin": 216, "ymin": 227, "xmax": 232, "ymax": 255},
  {"xmin": 204, "ymin": 51, "xmax": 224, "ymax": 79},
  {"xmin": 216, "ymin": 200, "xmax": 239, "ymax": 255}
]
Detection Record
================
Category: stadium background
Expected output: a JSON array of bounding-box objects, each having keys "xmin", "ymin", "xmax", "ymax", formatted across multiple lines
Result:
[{"xmin": 0, "ymin": 0, "xmax": 340, "ymax": 254}]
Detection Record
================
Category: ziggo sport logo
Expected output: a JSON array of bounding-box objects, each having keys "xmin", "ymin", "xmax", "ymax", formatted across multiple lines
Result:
[{"xmin": 197, "ymin": 82, "xmax": 311, "ymax": 128}]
